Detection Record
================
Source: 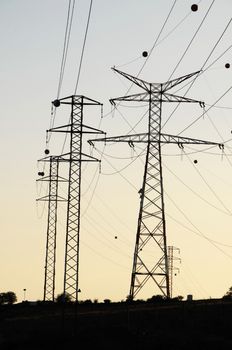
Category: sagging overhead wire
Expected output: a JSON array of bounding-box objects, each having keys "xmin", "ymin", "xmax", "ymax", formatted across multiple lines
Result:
[
  {"xmin": 205, "ymin": 103, "xmax": 232, "ymax": 110},
  {"xmin": 108, "ymin": 0, "xmax": 178, "ymax": 128},
  {"xmin": 182, "ymin": 148, "xmax": 232, "ymax": 216},
  {"xmin": 93, "ymin": 146, "xmax": 145, "ymax": 177},
  {"xmin": 163, "ymin": 161, "xmax": 231, "ymax": 216},
  {"xmin": 116, "ymin": 1, "xmax": 202, "ymax": 71},
  {"xmin": 168, "ymin": 0, "xmax": 216, "ymax": 81},
  {"xmin": 92, "ymin": 148, "xmax": 137, "ymax": 190},
  {"xmin": 162, "ymin": 16, "xmax": 232, "ymax": 130},
  {"xmin": 204, "ymin": 110, "xmax": 232, "ymax": 168},
  {"xmin": 57, "ymin": 0, "xmax": 76, "ymax": 99},
  {"xmin": 57, "ymin": 204, "xmax": 131, "ymax": 268},
  {"xmin": 47, "ymin": 0, "xmax": 76, "ymax": 147},
  {"xmin": 178, "ymin": 84, "xmax": 232, "ymax": 135},
  {"xmin": 74, "ymin": 0, "xmax": 93, "ymax": 94},
  {"xmin": 135, "ymin": 0, "xmax": 178, "ymax": 79},
  {"xmin": 59, "ymin": 0, "xmax": 94, "ymax": 155},
  {"xmin": 165, "ymin": 195, "xmax": 232, "ymax": 258}
]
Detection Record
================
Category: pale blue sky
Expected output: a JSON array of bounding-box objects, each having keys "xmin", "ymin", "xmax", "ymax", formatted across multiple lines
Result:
[{"xmin": 1, "ymin": 0, "xmax": 232, "ymax": 302}]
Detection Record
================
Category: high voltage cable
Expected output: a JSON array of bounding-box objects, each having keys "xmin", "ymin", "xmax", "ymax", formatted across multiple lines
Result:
[
  {"xmin": 57, "ymin": 206, "xmax": 131, "ymax": 269},
  {"xmin": 57, "ymin": 0, "xmax": 75, "ymax": 99},
  {"xmin": 46, "ymin": 0, "xmax": 75, "ymax": 147},
  {"xmin": 205, "ymin": 103, "xmax": 232, "ymax": 110},
  {"xmin": 168, "ymin": 0, "xmax": 215, "ymax": 81},
  {"xmin": 116, "ymin": 0, "xmax": 201, "ymax": 70},
  {"xmin": 178, "ymin": 144, "xmax": 232, "ymax": 156},
  {"xmin": 57, "ymin": 198, "xmax": 131, "ymax": 257},
  {"xmin": 165, "ymin": 193, "xmax": 232, "ymax": 260},
  {"xmin": 106, "ymin": 106, "xmax": 148, "ymax": 139},
  {"xmin": 94, "ymin": 147, "xmax": 145, "ymax": 177},
  {"xmin": 48, "ymin": 0, "xmax": 93, "ymax": 150},
  {"xmin": 109, "ymin": 0, "xmax": 177, "ymax": 127},
  {"xmin": 135, "ymin": 0, "xmax": 178, "ymax": 79},
  {"xmin": 59, "ymin": 0, "xmax": 94, "ymax": 155},
  {"xmin": 183, "ymin": 149, "xmax": 232, "ymax": 216},
  {"xmin": 74, "ymin": 0, "xmax": 93, "ymax": 94},
  {"xmin": 173, "ymin": 37, "xmax": 232, "ymax": 97},
  {"xmin": 93, "ymin": 149, "xmax": 137, "ymax": 190},
  {"xmin": 82, "ymin": 241, "xmax": 130, "ymax": 270},
  {"xmin": 163, "ymin": 162, "xmax": 231, "ymax": 216},
  {"xmin": 204, "ymin": 110, "xmax": 232, "ymax": 169},
  {"xmin": 178, "ymin": 84, "xmax": 232, "ymax": 135},
  {"xmin": 163, "ymin": 16, "xmax": 232, "ymax": 130}
]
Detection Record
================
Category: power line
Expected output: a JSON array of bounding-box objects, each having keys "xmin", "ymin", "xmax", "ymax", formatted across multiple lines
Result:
[
  {"xmin": 165, "ymin": 193, "xmax": 232, "ymax": 260},
  {"xmin": 162, "ymin": 16, "xmax": 232, "ymax": 130},
  {"xmin": 47, "ymin": 0, "xmax": 76, "ymax": 147},
  {"xmin": 168, "ymin": 0, "xmax": 215, "ymax": 80},
  {"xmin": 136, "ymin": 0, "xmax": 178, "ymax": 78},
  {"xmin": 163, "ymin": 161, "xmax": 231, "ymax": 216},
  {"xmin": 57, "ymin": 0, "xmax": 76, "ymax": 99},
  {"xmin": 110, "ymin": 0, "xmax": 178, "ymax": 124},
  {"xmin": 93, "ymin": 148, "xmax": 138, "ymax": 190},
  {"xmin": 74, "ymin": 0, "xmax": 93, "ymax": 94},
  {"xmin": 178, "ymin": 84, "xmax": 232, "ymax": 135},
  {"xmin": 183, "ymin": 149, "xmax": 232, "ymax": 215}
]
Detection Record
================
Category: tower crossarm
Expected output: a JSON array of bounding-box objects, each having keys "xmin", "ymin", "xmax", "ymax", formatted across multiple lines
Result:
[
  {"xmin": 88, "ymin": 133, "xmax": 148, "ymax": 145},
  {"xmin": 160, "ymin": 133, "xmax": 224, "ymax": 148},
  {"xmin": 112, "ymin": 68, "xmax": 201, "ymax": 94},
  {"xmin": 112, "ymin": 67, "xmax": 155, "ymax": 92},
  {"xmin": 37, "ymin": 195, "xmax": 67, "ymax": 202},
  {"xmin": 39, "ymin": 153, "xmax": 101, "ymax": 162},
  {"xmin": 162, "ymin": 92, "xmax": 204, "ymax": 105},
  {"xmin": 53, "ymin": 95, "xmax": 103, "ymax": 106},
  {"xmin": 110, "ymin": 92, "xmax": 150, "ymax": 105},
  {"xmin": 48, "ymin": 124, "xmax": 105, "ymax": 135},
  {"xmin": 162, "ymin": 70, "xmax": 201, "ymax": 92}
]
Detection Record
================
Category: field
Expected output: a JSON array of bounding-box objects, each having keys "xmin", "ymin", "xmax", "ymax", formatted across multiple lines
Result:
[{"xmin": 1, "ymin": 299, "xmax": 232, "ymax": 349}]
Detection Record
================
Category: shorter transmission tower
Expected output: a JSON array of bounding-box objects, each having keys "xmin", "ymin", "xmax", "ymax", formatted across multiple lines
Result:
[
  {"xmin": 168, "ymin": 246, "xmax": 181, "ymax": 298},
  {"xmin": 37, "ymin": 156, "xmax": 67, "ymax": 301}
]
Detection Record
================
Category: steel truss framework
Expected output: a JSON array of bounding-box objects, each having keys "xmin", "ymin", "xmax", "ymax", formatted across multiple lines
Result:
[
  {"xmin": 89, "ymin": 68, "xmax": 223, "ymax": 299},
  {"xmin": 48, "ymin": 95, "xmax": 104, "ymax": 302},
  {"xmin": 37, "ymin": 156, "xmax": 67, "ymax": 301},
  {"xmin": 168, "ymin": 246, "xmax": 181, "ymax": 298}
]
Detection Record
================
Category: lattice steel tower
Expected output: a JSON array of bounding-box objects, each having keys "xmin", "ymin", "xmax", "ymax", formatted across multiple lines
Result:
[
  {"xmin": 48, "ymin": 95, "xmax": 104, "ymax": 302},
  {"xmin": 168, "ymin": 246, "xmax": 181, "ymax": 298},
  {"xmin": 90, "ymin": 68, "xmax": 223, "ymax": 300},
  {"xmin": 37, "ymin": 156, "xmax": 67, "ymax": 301}
]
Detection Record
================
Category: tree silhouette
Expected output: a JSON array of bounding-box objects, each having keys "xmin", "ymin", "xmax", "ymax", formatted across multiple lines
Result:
[
  {"xmin": 56, "ymin": 292, "xmax": 72, "ymax": 303},
  {"xmin": 0, "ymin": 291, "xmax": 17, "ymax": 305},
  {"xmin": 223, "ymin": 286, "xmax": 232, "ymax": 299}
]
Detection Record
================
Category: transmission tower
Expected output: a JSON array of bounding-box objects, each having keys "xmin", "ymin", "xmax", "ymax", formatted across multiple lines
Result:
[
  {"xmin": 48, "ymin": 95, "xmax": 104, "ymax": 302},
  {"xmin": 89, "ymin": 67, "xmax": 223, "ymax": 300},
  {"xmin": 168, "ymin": 246, "xmax": 181, "ymax": 298},
  {"xmin": 37, "ymin": 156, "xmax": 67, "ymax": 301}
]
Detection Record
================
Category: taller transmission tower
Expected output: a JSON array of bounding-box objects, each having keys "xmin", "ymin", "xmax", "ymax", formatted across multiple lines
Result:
[
  {"xmin": 48, "ymin": 95, "xmax": 104, "ymax": 302},
  {"xmin": 37, "ymin": 156, "xmax": 67, "ymax": 301},
  {"xmin": 89, "ymin": 68, "xmax": 223, "ymax": 300}
]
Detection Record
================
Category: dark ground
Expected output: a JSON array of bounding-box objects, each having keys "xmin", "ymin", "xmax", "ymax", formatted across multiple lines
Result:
[{"xmin": 1, "ymin": 299, "xmax": 232, "ymax": 349}]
